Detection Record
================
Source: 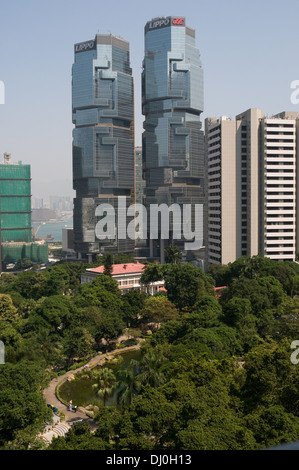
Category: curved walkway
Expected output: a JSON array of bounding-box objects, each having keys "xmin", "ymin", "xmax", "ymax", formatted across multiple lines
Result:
[{"xmin": 41, "ymin": 339, "xmax": 144, "ymax": 441}]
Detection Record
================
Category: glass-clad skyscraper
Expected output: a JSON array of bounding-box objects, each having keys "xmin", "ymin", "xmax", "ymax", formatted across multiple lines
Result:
[
  {"xmin": 72, "ymin": 34, "xmax": 135, "ymax": 259},
  {"xmin": 142, "ymin": 17, "xmax": 204, "ymax": 260}
]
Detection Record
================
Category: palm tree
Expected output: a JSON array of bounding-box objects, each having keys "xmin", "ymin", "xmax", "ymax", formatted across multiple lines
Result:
[
  {"xmin": 92, "ymin": 367, "xmax": 117, "ymax": 406},
  {"xmin": 135, "ymin": 349, "xmax": 166, "ymax": 388},
  {"xmin": 116, "ymin": 366, "xmax": 139, "ymax": 407},
  {"xmin": 164, "ymin": 244, "xmax": 181, "ymax": 265}
]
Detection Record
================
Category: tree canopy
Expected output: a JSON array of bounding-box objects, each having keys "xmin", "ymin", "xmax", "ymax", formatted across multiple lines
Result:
[{"xmin": 1, "ymin": 254, "xmax": 299, "ymax": 450}]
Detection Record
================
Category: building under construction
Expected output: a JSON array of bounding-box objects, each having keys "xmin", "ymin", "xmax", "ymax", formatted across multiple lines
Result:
[{"xmin": 0, "ymin": 153, "xmax": 48, "ymax": 267}]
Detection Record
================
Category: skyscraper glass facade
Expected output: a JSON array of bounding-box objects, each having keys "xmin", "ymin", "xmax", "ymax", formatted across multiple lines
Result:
[
  {"xmin": 72, "ymin": 34, "xmax": 135, "ymax": 258},
  {"xmin": 142, "ymin": 17, "xmax": 204, "ymax": 259}
]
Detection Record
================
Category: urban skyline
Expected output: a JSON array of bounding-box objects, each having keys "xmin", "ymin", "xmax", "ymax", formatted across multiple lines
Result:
[{"xmin": 0, "ymin": 0, "xmax": 298, "ymax": 199}]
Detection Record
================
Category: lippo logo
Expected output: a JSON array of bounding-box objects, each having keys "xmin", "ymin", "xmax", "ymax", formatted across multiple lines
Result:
[
  {"xmin": 0, "ymin": 81, "xmax": 5, "ymax": 104},
  {"xmin": 147, "ymin": 18, "xmax": 170, "ymax": 30},
  {"xmin": 172, "ymin": 18, "xmax": 185, "ymax": 25},
  {"xmin": 95, "ymin": 197, "xmax": 203, "ymax": 251},
  {"xmin": 75, "ymin": 40, "xmax": 96, "ymax": 54}
]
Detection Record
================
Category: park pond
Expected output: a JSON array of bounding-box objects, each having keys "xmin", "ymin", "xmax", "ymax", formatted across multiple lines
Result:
[{"xmin": 59, "ymin": 349, "xmax": 141, "ymax": 408}]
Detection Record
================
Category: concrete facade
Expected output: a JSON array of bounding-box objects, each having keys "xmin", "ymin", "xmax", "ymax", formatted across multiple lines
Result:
[
  {"xmin": 205, "ymin": 109, "xmax": 298, "ymax": 265},
  {"xmin": 205, "ymin": 116, "xmax": 237, "ymax": 265}
]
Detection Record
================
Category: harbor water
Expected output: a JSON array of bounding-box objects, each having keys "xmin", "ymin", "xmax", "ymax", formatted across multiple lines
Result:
[{"xmin": 32, "ymin": 216, "xmax": 73, "ymax": 243}]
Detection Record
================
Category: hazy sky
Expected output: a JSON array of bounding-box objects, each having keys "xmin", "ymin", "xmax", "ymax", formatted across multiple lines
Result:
[{"xmin": 0, "ymin": 0, "xmax": 298, "ymax": 199}]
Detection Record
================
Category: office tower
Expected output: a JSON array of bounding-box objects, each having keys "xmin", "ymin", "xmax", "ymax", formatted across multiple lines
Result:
[
  {"xmin": 235, "ymin": 108, "xmax": 264, "ymax": 259},
  {"xmin": 205, "ymin": 109, "xmax": 298, "ymax": 265},
  {"xmin": 204, "ymin": 117, "xmax": 237, "ymax": 265},
  {"xmin": 260, "ymin": 112, "xmax": 297, "ymax": 261},
  {"xmin": 72, "ymin": 34, "xmax": 135, "ymax": 260},
  {"xmin": 142, "ymin": 16, "xmax": 204, "ymax": 261},
  {"xmin": 0, "ymin": 153, "xmax": 48, "ymax": 266}
]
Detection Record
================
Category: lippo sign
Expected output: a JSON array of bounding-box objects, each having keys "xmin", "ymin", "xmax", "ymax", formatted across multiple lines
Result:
[
  {"xmin": 75, "ymin": 40, "xmax": 96, "ymax": 54},
  {"xmin": 95, "ymin": 197, "xmax": 203, "ymax": 251},
  {"xmin": 145, "ymin": 17, "xmax": 185, "ymax": 32}
]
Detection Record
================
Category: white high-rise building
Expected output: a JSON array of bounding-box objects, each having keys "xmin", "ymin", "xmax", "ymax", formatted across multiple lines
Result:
[
  {"xmin": 205, "ymin": 109, "xmax": 298, "ymax": 265},
  {"xmin": 260, "ymin": 112, "xmax": 297, "ymax": 261}
]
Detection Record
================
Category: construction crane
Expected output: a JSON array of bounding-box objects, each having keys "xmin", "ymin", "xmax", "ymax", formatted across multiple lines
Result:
[{"xmin": 32, "ymin": 223, "xmax": 43, "ymax": 240}]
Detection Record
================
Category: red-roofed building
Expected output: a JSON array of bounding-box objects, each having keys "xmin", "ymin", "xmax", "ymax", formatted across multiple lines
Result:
[
  {"xmin": 214, "ymin": 286, "xmax": 227, "ymax": 299},
  {"xmin": 81, "ymin": 262, "xmax": 165, "ymax": 295}
]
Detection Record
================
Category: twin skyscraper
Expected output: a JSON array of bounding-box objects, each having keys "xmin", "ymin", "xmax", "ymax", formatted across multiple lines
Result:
[
  {"xmin": 72, "ymin": 16, "xmax": 299, "ymax": 266},
  {"xmin": 72, "ymin": 16, "xmax": 205, "ymax": 263}
]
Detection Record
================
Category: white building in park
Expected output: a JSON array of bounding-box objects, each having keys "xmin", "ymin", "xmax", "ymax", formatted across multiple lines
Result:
[{"xmin": 81, "ymin": 262, "xmax": 165, "ymax": 295}]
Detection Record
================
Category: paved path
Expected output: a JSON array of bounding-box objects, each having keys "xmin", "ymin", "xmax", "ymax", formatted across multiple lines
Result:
[{"xmin": 42, "ymin": 340, "xmax": 144, "ymax": 429}]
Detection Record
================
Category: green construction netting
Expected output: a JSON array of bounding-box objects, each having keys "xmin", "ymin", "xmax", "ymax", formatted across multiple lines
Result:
[
  {"xmin": 0, "ymin": 196, "xmax": 31, "ymax": 212},
  {"xmin": 0, "ymin": 180, "xmax": 31, "ymax": 196},
  {"xmin": 0, "ymin": 164, "xmax": 30, "ymax": 180},
  {"xmin": 1, "ymin": 228, "xmax": 32, "ymax": 243},
  {"xmin": 1, "ymin": 212, "xmax": 31, "ymax": 230},
  {"xmin": 1, "ymin": 242, "xmax": 48, "ymax": 263}
]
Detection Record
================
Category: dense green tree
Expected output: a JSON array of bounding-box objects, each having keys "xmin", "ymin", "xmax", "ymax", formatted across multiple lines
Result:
[
  {"xmin": 121, "ymin": 290, "xmax": 146, "ymax": 327},
  {"xmin": 94, "ymin": 309, "xmax": 126, "ymax": 345},
  {"xmin": 220, "ymin": 275, "xmax": 286, "ymax": 316},
  {"xmin": 127, "ymin": 385, "xmax": 177, "ymax": 447},
  {"xmin": 48, "ymin": 421, "xmax": 110, "ymax": 450},
  {"xmin": 103, "ymin": 253, "xmax": 114, "ymax": 277},
  {"xmin": 27, "ymin": 295, "xmax": 74, "ymax": 334},
  {"xmin": 140, "ymin": 262, "xmax": 166, "ymax": 286},
  {"xmin": 245, "ymin": 405, "xmax": 299, "ymax": 448},
  {"xmin": 74, "ymin": 274, "xmax": 121, "ymax": 310},
  {"xmin": 63, "ymin": 326, "xmax": 95, "ymax": 364},
  {"xmin": 150, "ymin": 320, "xmax": 187, "ymax": 346},
  {"xmin": 0, "ymin": 294, "xmax": 18, "ymax": 322},
  {"xmin": 7, "ymin": 271, "xmax": 49, "ymax": 300},
  {"xmin": 273, "ymin": 298, "xmax": 299, "ymax": 339},
  {"xmin": 164, "ymin": 263, "xmax": 215, "ymax": 311},
  {"xmin": 0, "ymin": 362, "xmax": 52, "ymax": 445},
  {"xmin": 45, "ymin": 261, "xmax": 87, "ymax": 294},
  {"xmin": 178, "ymin": 325, "xmax": 242, "ymax": 359},
  {"xmin": 241, "ymin": 340, "xmax": 294, "ymax": 410},
  {"xmin": 0, "ymin": 273, "xmax": 17, "ymax": 293},
  {"xmin": 14, "ymin": 258, "xmax": 33, "ymax": 271},
  {"xmin": 0, "ymin": 321, "xmax": 22, "ymax": 350},
  {"xmin": 2, "ymin": 252, "xmax": 299, "ymax": 451},
  {"xmin": 140, "ymin": 296, "xmax": 179, "ymax": 324},
  {"xmin": 184, "ymin": 295, "xmax": 222, "ymax": 329},
  {"xmin": 94, "ymin": 405, "xmax": 122, "ymax": 442}
]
